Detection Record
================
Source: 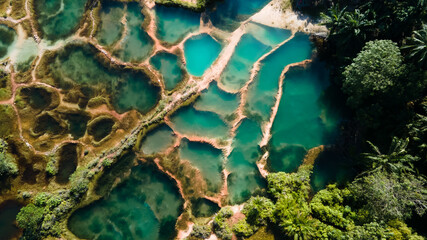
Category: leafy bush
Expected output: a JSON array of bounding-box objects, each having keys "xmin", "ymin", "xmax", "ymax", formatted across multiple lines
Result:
[
  {"xmin": 232, "ymin": 219, "xmax": 255, "ymax": 238},
  {"xmin": 213, "ymin": 207, "xmax": 233, "ymax": 240},
  {"xmin": 0, "ymin": 139, "xmax": 18, "ymax": 179},
  {"xmin": 191, "ymin": 224, "xmax": 211, "ymax": 239},
  {"xmin": 242, "ymin": 196, "xmax": 275, "ymax": 226}
]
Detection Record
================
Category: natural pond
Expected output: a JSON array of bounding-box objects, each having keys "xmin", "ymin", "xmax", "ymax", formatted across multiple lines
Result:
[
  {"xmin": 68, "ymin": 162, "xmax": 184, "ymax": 240},
  {"xmin": 154, "ymin": 5, "xmax": 201, "ymax": 44},
  {"xmin": 34, "ymin": 0, "xmax": 87, "ymax": 41},
  {"xmin": 0, "ymin": 0, "xmax": 348, "ymax": 239},
  {"xmin": 184, "ymin": 33, "xmax": 222, "ymax": 76},
  {"xmin": 150, "ymin": 52, "xmax": 184, "ymax": 91},
  {"xmin": 0, "ymin": 25, "xmax": 17, "ymax": 60}
]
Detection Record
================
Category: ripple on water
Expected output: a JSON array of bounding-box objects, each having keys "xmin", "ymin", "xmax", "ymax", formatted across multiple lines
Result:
[
  {"xmin": 184, "ymin": 33, "xmax": 222, "ymax": 77},
  {"xmin": 68, "ymin": 162, "xmax": 184, "ymax": 240}
]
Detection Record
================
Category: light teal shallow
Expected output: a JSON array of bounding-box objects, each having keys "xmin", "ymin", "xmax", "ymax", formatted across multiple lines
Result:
[
  {"xmin": 0, "ymin": 24, "xmax": 17, "ymax": 60},
  {"xmin": 226, "ymin": 119, "xmax": 265, "ymax": 204},
  {"xmin": 12, "ymin": 38, "xmax": 38, "ymax": 72},
  {"xmin": 184, "ymin": 34, "xmax": 222, "ymax": 77},
  {"xmin": 150, "ymin": 52, "xmax": 184, "ymax": 91},
  {"xmin": 154, "ymin": 5, "xmax": 200, "ymax": 44},
  {"xmin": 112, "ymin": 3, "xmax": 154, "ymax": 63},
  {"xmin": 268, "ymin": 62, "xmax": 341, "ymax": 173},
  {"xmin": 34, "ymin": 0, "xmax": 87, "ymax": 41},
  {"xmin": 169, "ymin": 106, "xmax": 229, "ymax": 140},
  {"xmin": 140, "ymin": 125, "xmax": 176, "ymax": 155},
  {"xmin": 245, "ymin": 33, "xmax": 313, "ymax": 122},
  {"xmin": 96, "ymin": 1, "xmax": 125, "ymax": 46},
  {"xmin": 180, "ymin": 139, "xmax": 224, "ymax": 193},
  {"xmin": 193, "ymin": 82, "xmax": 239, "ymax": 121},
  {"xmin": 49, "ymin": 44, "xmax": 160, "ymax": 113},
  {"xmin": 246, "ymin": 22, "xmax": 292, "ymax": 47},
  {"xmin": 220, "ymin": 33, "xmax": 271, "ymax": 92},
  {"xmin": 68, "ymin": 162, "xmax": 184, "ymax": 240}
]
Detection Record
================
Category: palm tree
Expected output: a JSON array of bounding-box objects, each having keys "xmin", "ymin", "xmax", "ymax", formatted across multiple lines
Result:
[
  {"xmin": 364, "ymin": 137, "xmax": 419, "ymax": 174},
  {"xmin": 337, "ymin": 9, "xmax": 376, "ymax": 47},
  {"xmin": 402, "ymin": 24, "xmax": 427, "ymax": 69},
  {"xmin": 320, "ymin": 5, "xmax": 347, "ymax": 35}
]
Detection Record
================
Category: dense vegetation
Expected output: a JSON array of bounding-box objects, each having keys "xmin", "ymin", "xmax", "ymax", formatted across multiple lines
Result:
[{"xmin": 192, "ymin": 0, "xmax": 427, "ymax": 239}]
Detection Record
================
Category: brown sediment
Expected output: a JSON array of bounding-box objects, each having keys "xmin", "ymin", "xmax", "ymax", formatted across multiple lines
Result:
[
  {"xmin": 259, "ymin": 59, "xmax": 312, "ymax": 148},
  {"xmin": 302, "ymin": 145, "xmax": 325, "ymax": 166},
  {"xmin": 257, "ymin": 152, "xmax": 270, "ymax": 178},
  {"xmin": 151, "ymin": 157, "xmax": 188, "ymax": 208},
  {"xmin": 164, "ymin": 116, "xmax": 230, "ymax": 150}
]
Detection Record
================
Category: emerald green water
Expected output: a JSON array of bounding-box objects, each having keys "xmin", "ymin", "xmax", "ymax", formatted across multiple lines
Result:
[
  {"xmin": 268, "ymin": 62, "xmax": 340, "ymax": 172},
  {"xmin": 169, "ymin": 106, "xmax": 229, "ymax": 140},
  {"xmin": 68, "ymin": 162, "xmax": 184, "ymax": 240},
  {"xmin": 140, "ymin": 125, "xmax": 176, "ymax": 155},
  {"xmin": 180, "ymin": 139, "xmax": 224, "ymax": 193},
  {"xmin": 150, "ymin": 52, "xmax": 184, "ymax": 91},
  {"xmin": 0, "ymin": 24, "xmax": 17, "ymax": 60},
  {"xmin": 154, "ymin": 5, "xmax": 200, "ymax": 44},
  {"xmin": 96, "ymin": 1, "xmax": 125, "ymax": 46},
  {"xmin": 220, "ymin": 33, "xmax": 271, "ymax": 92},
  {"xmin": 49, "ymin": 44, "xmax": 160, "ymax": 113},
  {"xmin": 191, "ymin": 198, "xmax": 220, "ymax": 218},
  {"xmin": 207, "ymin": 0, "xmax": 270, "ymax": 31},
  {"xmin": 193, "ymin": 82, "xmax": 239, "ymax": 121},
  {"xmin": 34, "ymin": 0, "xmax": 87, "ymax": 41},
  {"xmin": 0, "ymin": 201, "xmax": 22, "ymax": 240},
  {"xmin": 226, "ymin": 119, "xmax": 265, "ymax": 204},
  {"xmin": 246, "ymin": 33, "xmax": 313, "ymax": 122},
  {"xmin": 112, "ymin": 2, "xmax": 154, "ymax": 63},
  {"xmin": 184, "ymin": 34, "xmax": 222, "ymax": 77}
]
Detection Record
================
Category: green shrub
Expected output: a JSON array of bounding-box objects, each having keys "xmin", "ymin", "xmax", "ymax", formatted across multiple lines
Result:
[
  {"xmin": 242, "ymin": 196, "xmax": 275, "ymax": 226},
  {"xmin": 232, "ymin": 219, "xmax": 255, "ymax": 238},
  {"xmin": 0, "ymin": 139, "xmax": 18, "ymax": 179},
  {"xmin": 191, "ymin": 224, "xmax": 211, "ymax": 239}
]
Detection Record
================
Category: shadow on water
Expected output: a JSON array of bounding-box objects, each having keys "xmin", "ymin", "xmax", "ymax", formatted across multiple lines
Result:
[
  {"xmin": 0, "ymin": 200, "xmax": 23, "ymax": 240},
  {"xmin": 87, "ymin": 118, "xmax": 115, "ymax": 142},
  {"xmin": 55, "ymin": 143, "xmax": 78, "ymax": 184},
  {"xmin": 191, "ymin": 198, "xmax": 220, "ymax": 218},
  {"xmin": 310, "ymin": 148, "xmax": 356, "ymax": 192}
]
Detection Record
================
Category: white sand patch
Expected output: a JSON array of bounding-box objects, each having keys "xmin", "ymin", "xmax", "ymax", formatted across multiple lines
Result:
[{"xmin": 251, "ymin": 0, "xmax": 327, "ymax": 34}]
